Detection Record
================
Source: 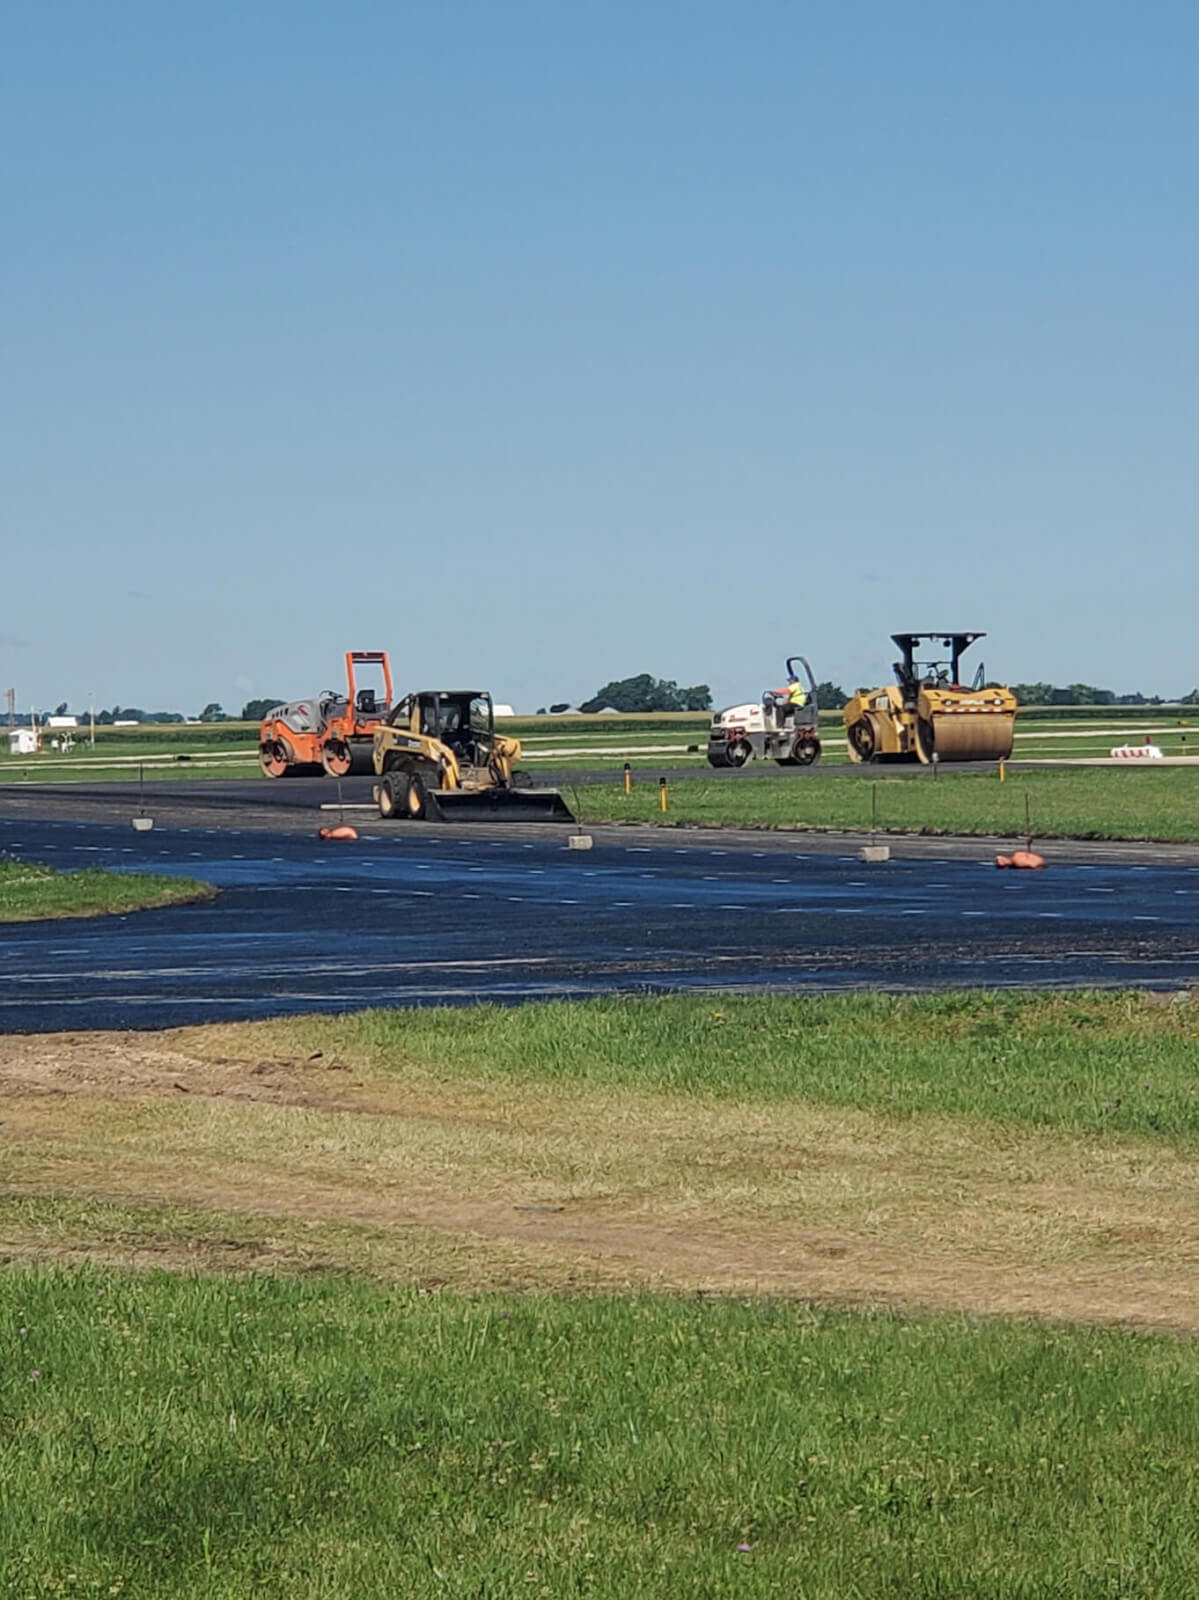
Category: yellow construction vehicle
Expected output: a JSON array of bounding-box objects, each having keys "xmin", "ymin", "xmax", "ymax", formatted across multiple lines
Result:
[
  {"xmin": 843, "ymin": 633, "xmax": 1017, "ymax": 764},
  {"xmin": 372, "ymin": 689, "xmax": 574, "ymax": 821}
]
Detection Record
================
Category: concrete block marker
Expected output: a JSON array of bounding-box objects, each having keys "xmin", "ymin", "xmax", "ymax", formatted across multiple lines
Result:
[
  {"xmin": 568, "ymin": 834, "xmax": 594, "ymax": 851},
  {"xmin": 132, "ymin": 762, "xmax": 153, "ymax": 830},
  {"xmin": 858, "ymin": 843, "xmax": 890, "ymax": 864}
]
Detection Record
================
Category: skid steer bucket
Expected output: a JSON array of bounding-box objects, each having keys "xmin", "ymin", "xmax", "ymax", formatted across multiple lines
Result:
[{"xmin": 425, "ymin": 786, "xmax": 576, "ymax": 823}]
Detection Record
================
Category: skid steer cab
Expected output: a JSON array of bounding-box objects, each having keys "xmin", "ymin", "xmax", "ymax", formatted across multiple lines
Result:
[
  {"xmin": 707, "ymin": 655, "xmax": 822, "ymax": 769},
  {"xmin": 372, "ymin": 690, "xmax": 574, "ymax": 823}
]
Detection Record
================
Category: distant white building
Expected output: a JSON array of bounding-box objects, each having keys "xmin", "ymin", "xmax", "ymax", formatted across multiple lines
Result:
[
  {"xmin": 46, "ymin": 715, "xmax": 78, "ymax": 729},
  {"xmin": 8, "ymin": 728, "xmax": 38, "ymax": 755},
  {"xmin": 493, "ymin": 704, "xmax": 516, "ymax": 718}
]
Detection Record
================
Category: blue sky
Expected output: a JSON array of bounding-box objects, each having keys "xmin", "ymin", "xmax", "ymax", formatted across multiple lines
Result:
[{"xmin": 4, "ymin": 2, "xmax": 1197, "ymax": 714}]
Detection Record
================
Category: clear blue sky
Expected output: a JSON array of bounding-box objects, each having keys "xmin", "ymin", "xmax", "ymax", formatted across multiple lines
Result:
[{"xmin": 4, "ymin": 2, "xmax": 1197, "ymax": 715}]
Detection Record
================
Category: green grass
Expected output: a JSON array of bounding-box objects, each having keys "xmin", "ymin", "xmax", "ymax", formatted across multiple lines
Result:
[
  {"xmin": 577, "ymin": 764, "xmax": 1199, "ymax": 840},
  {"xmin": 6, "ymin": 707, "xmax": 1198, "ymax": 782},
  {"xmin": 0, "ymin": 759, "xmax": 262, "ymax": 783},
  {"xmin": 218, "ymin": 989, "xmax": 1199, "ymax": 1148},
  {"xmin": 3, "ymin": 1267, "xmax": 1198, "ymax": 1598},
  {"xmin": 0, "ymin": 859, "xmax": 214, "ymax": 921}
]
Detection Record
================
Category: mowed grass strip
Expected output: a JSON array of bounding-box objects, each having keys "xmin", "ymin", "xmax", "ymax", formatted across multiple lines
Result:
[
  {"xmin": 208, "ymin": 990, "xmax": 1199, "ymax": 1146},
  {"xmin": 579, "ymin": 763, "xmax": 1199, "ymax": 839},
  {"xmin": 3, "ymin": 1268, "xmax": 1199, "ymax": 1600},
  {"xmin": 0, "ymin": 859, "xmax": 214, "ymax": 922},
  {"xmin": 5, "ymin": 992, "xmax": 1199, "ymax": 1326}
]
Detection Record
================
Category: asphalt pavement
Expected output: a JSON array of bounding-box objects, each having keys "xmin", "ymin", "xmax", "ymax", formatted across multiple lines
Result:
[{"xmin": 2, "ymin": 814, "xmax": 1197, "ymax": 1032}]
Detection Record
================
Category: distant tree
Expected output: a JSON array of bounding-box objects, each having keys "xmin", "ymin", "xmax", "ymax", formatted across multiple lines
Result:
[
  {"xmin": 1181, "ymin": 689, "xmax": 1199, "ymax": 705},
  {"xmin": 535, "ymin": 707, "xmax": 547, "ymax": 715},
  {"xmin": 549, "ymin": 702, "xmax": 572, "ymax": 715},
  {"xmin": 54, "ymin": 701, "xmax": 69, "ymax": 717},
  {"xmin": 579, "ymin": 674, "xmax": 711, "ymax": 714},
  {"xmin": 198, "ymin": 702, "xmax": 226, "ymax": 723},
  {"xmin": 812, "ymin": 681, "xmax": 847, "ymax": 710},
  {"xmin": 241, "ymin": 697, "xmax": 282, "ymax": 721},
  {"xmin": 1012, "ymin": 682, "xmax": 1054, "ymax": 705},
  {"xmin": 147, "ymin": 711, "xmax": 185, "ymax": 723}
]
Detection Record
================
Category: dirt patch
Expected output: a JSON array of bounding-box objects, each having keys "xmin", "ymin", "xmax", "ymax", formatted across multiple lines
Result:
[{"xmin": 4, "ymin": 1029, "xmax": 1199, "ymax": 1329}]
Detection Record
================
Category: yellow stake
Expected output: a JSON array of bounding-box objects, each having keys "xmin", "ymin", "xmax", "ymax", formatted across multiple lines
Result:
[
  {"xmin": 659, "ymin": 777, "xmax": 668, "ymax": 813},
  {"xmin": 624, "ymin": 763, "xmax": 632, "ymax": 796},
  {"xmin": 999, "ymin": 759, "xmax": 1006, "ymax": 782}
]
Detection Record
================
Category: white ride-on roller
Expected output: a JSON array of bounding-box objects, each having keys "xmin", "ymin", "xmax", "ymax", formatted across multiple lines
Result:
[{"xmin": 706, "ymin": 655, "xmax": 822, "ymax": 769}]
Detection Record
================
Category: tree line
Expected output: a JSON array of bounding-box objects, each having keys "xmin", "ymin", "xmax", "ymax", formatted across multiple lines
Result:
[{"xmin": 27, "ymin": 679, "xmax": 1199, "ymax": 726}]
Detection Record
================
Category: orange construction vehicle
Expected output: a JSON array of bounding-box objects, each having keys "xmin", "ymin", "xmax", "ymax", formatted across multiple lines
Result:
[{"xmin": 259, "ymin": 651, "xmax": 394, "ymax": 778}]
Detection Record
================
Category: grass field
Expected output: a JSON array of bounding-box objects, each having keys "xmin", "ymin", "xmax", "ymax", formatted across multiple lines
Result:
[
  {"xmin": 578, "ymin": 763, "xmax": 1199, "ymax": 840},
  {"xmin": 0, "ymin": 858, "xmax": 214, "ymax": 922},
  {"xmin": 5, "ymin": 1269, "xmax": 1199, "ymax": 1599},
  {"xmin": 5, "ymin": 989, "xmax": 1199, "ymax": 1595}
]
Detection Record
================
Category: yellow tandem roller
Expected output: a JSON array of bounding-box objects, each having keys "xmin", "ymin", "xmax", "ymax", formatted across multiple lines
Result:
[{"xmin": 843, "ymin": 633, "xmax": 1017, "ymax": 765}]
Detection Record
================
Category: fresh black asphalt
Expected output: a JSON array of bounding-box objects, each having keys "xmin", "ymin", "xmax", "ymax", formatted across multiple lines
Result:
[{"xmin": 2, "ymin": 813, "xmax": 1197, "ymax": 1032}]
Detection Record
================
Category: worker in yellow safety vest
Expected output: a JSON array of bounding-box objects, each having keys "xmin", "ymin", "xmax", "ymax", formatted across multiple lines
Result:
[
  {"xmin": 769, "ymin": 674, "xmax": 807, "ymax": 722},
  {"xmin": 778, "ymin": 675, "xmax": 808, "ymax": 710}
]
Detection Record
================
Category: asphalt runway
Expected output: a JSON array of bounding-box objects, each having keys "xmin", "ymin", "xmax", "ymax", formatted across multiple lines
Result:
[
  {"xmin": 2, "ymin": 815, "xmax": 1198, "ymax": 1032},
  {"xmin": 0, "ymin": 762, "xmax": 977, "ymax": 812}
]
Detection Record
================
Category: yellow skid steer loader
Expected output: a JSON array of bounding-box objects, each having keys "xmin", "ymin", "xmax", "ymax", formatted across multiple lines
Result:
[{"xmin": 372, "ymin": 690, "xmax": 574, "ymax": 822}]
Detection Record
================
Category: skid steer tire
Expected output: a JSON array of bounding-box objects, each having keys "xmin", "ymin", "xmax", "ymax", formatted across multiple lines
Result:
[
  {"xmin": 404, "ymin": 773, "xmax": 428, "ymax": 820},
  {"xmin": 378, "ymin": 772, "xmax": 403, "ymax": 820}
]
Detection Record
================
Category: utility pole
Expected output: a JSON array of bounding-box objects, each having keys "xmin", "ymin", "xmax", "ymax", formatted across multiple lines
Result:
[{"xmin": 4, "ymin": 688, "xmax": 13, "ymax": 729}]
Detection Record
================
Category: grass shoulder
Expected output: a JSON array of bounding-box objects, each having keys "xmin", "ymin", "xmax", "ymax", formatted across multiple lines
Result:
[
  {"xmin": 577, "ymin": 764, "xmax": 1199, "ymax": 841},
  {"xmin": 196, "ymin": 988, "xmax": 1199, "ymax": 1146},
  {"xmin": 0, "ymin": 858, "xmax": 215, "ymax": 922}
]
